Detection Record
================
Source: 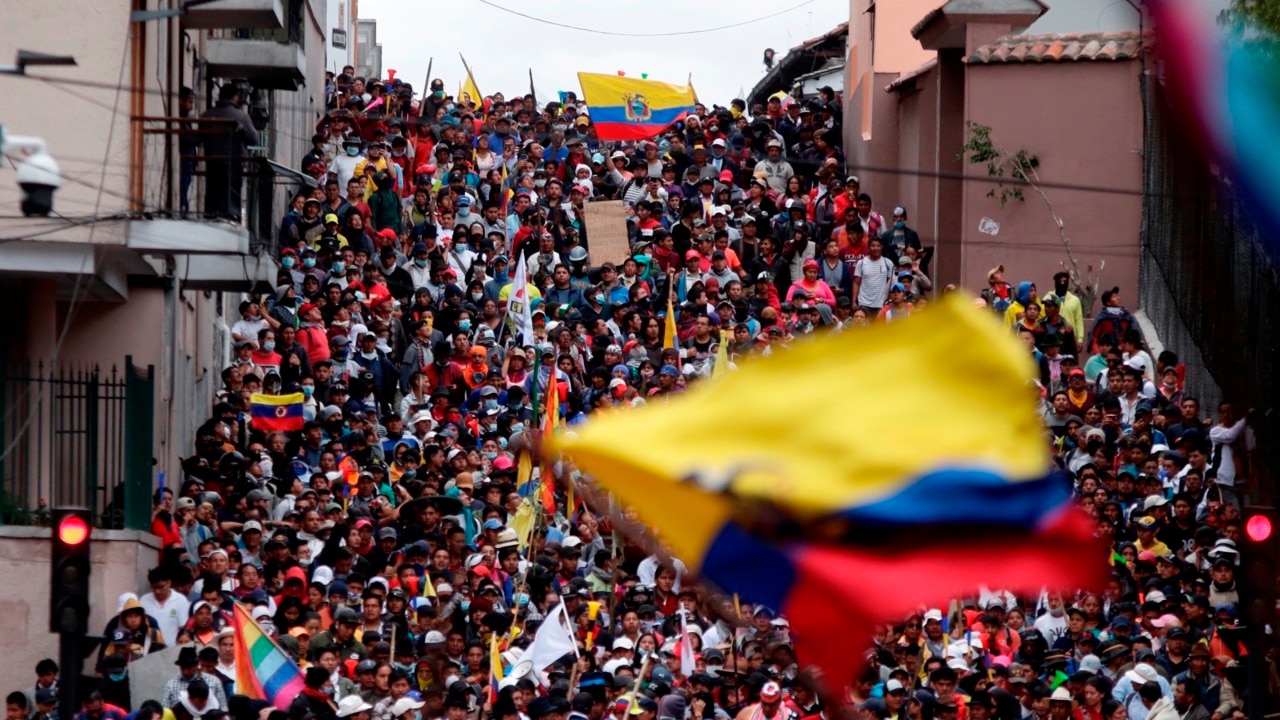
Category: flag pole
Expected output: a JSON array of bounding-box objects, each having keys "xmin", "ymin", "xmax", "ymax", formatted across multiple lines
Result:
[
  {"xmin": 528, "ymin": 68, "xmax": 538, "ymax": 109},
  {"xmin": 423, "ymin": 57, "xmax": 434, "ymax": 104},
  {"xmin": 459, "ymin": 52, "xmax": 480, "ymax": 110}
]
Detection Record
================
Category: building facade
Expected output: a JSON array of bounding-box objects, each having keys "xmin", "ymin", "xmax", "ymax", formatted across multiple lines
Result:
[
  {"xmin": 1, "ymin": 0, "xmax": 330, "ymax": 689},
  {"xmin": 844, "ymin": 0, "xmax": 1145, "ymax": 301}
]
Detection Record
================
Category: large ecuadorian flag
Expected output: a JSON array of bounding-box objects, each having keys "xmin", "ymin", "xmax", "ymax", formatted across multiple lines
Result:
[
  {"xmin": 548, "ymin": 297, "xmax": 1105, "ymax": 684},
  {"xmin": 250, "ymin": 392, "xmax": 305, "ymax": 433},
  {"xmin": 578, "ymin": 72, "xmax": 697, "ymax": 141}
]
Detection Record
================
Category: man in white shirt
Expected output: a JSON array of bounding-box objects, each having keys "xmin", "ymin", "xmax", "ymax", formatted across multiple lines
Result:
[
  {"xmin": 1208, "ymin": 402, "xmax": 1253, "ymax": 508},
  {"xmin": 140, "ymin": 566, "xmax": 190, "ymax": 646},
  {"xmin": 853, "ymin": 237, "xmax": 896, "ymax": 315},
  {"xmin": 230, "ymin": 301, "xmax": 269, "ymax": 344},
  {"xmin": 1032, "ymin": 591, "xmax": 1068, "ymax": 646},
  {"xmin": 637, "ymin": 551, "xmax": 688, "ymax": 593}
]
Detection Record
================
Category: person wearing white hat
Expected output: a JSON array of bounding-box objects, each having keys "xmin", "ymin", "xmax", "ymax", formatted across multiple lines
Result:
[
  {"xmin": 337, "ymin": 696, "xmax": 374, "ymax": 720},
  {"xmin": 921, "ymin": 609, "xmax": 948, "ymax": 661},
  {"xmin": 611, "ymin": 637, "xmax": 635, "ymax": 662},
  {"xmin": 390, "ymin": 697, "xmax": 424, "ymax": 720}
]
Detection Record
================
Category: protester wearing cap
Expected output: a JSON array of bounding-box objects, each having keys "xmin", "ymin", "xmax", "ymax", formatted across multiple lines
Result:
[{"xmin": 311, "ymin": 607, "xmax": 368, "ymax": 661}]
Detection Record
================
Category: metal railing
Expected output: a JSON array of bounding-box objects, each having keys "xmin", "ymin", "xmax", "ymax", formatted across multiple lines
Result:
[
  {"xmin": 0, "ymin": 358, "xmax": 155, "ymax": 529},
  {"xmin": 137, "ymin": 115, "xmax": 285, "ymax": 255},
  {"xmin": 210, "ymin": 0, "xmax": 304, "ymax": 46}
]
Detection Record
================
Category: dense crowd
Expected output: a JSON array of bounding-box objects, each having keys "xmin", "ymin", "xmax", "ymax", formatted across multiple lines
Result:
[{"xmin": 11, "ymin": 59, "xmax": 1271, "ymax": 720}]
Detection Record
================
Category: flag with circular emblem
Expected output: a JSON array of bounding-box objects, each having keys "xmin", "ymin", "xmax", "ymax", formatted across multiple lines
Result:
[{"xmin": 250, "ymin": 392, "xmax": 304, "ymax": 433}]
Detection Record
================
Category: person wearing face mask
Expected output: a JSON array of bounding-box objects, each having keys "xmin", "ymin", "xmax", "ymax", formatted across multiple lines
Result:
[
  {"xmin": 330, "ymin": 139, "xmax": 365, "ymax": 192},
  {"xmin": 447, "ymin": 224, "xmax": 477, "ymax": 279},
  {"xmin": 280, "ymin": 249, "xmax": 308, "ymax": 292},
  {"xmin": 878, "ymin": 206, "xmax": 921, "ymax": 265},
  {"xmin": 403, "ymin": 241, "xmax": 433, "ymax": 291},
  {"xmin": 708, "ymin": 138, "xmax": 740, "ymax": 177},
  {"xmin": 1042, "ymin": 271, "xmax": 1086, "ymax": 354},
  {"xmin": 99, "ymin": 656, "xmax": 132, "ymax": 711}
]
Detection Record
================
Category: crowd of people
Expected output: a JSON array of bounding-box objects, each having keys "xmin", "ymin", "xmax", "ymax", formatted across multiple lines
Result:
[{"xmin": 10, "ymin": 58, "xmax": 1273, "ymax": 720}]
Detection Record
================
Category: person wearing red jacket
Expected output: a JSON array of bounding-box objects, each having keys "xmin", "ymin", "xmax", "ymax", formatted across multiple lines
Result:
[
  {"xmin": 296, "ymin": 303, "xmax": 331, "ymax": 365},
  {"xmin": 150, "ymin": 488, "xmax": 183, "ymax": 558}
]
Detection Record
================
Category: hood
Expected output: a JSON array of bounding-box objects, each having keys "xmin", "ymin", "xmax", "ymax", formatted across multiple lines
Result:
[
  {"xmin": 657, "ymin": 695, "xmax": 687, "ymax": 720},
  {"xmin": 281, "ymin": 566, "xmax": 310, "ymax": 600},
  {"xmin": 1016, "ymin": 282, "xmax": 1033, "ymax": 306}
]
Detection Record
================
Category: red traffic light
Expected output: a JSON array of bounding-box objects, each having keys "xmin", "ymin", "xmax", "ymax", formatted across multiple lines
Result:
[
  {"xmin": 57, "ymin": 516, "xmax": 90, "ymax": 545},
  {"xmin": 1246, "ymin": 513, "xmax": 1274, "ymax": 543}
]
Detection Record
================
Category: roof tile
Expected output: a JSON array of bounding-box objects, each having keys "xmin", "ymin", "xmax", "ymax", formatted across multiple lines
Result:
[{"xmin": 965, "ymin": 31, "xmax": 1147, "ymax": 65}]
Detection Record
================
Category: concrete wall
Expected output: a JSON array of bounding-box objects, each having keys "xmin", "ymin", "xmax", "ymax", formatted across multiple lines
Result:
[
  {"xmin": 0, "ymin": 0, "xmax": 137, "ymax": 229},
  {"xmin": 325, "ymin": 0, "xmax": 355, "ymax": 72},
  {"xmin": 0, "ymin": 528, "xmax": 161, "ymax": 693},
  {"xmin": 960, "ymin": 60, "xmax": 1144, "ymax": 301},
  {"xmin": 9, "ymin": 281, "xmax": 224, "ymax": 501}
]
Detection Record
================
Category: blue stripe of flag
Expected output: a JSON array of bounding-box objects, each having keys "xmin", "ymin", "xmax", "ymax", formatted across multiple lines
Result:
[
  {"xmin": 588, "ymin": 105, "xmax": 692, "ymax": 126},
  {"xmin": 830, "ymin": 469, "xmax": 1071, "ymax": 529}
]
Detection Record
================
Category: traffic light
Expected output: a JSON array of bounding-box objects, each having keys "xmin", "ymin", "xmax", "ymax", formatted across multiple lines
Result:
[
  {"xmin": 1241, "ymin": 505, "xmax": 1277, "ymax": 720},
  {"xmin": 49, "ymin": 507, "xmax": 92, "ymax": 634},
  {"xmin": 1240, "ymin": 505, "xmax": 1278, "ymax": 628}
]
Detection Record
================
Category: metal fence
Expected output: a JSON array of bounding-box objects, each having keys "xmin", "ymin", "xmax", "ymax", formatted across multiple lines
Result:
[
  {"xmin": 0, "ymin": 358, "xmax": 155, "ymax": 529},
  {"xmin": 1140, "ymin": 79, "xmax": 1280, "ymax": 503}
]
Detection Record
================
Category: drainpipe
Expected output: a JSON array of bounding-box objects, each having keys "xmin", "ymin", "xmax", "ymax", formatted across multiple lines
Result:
[{"xmin": 130, "ymin": 0, "xmax": 146, "ymax": 212}]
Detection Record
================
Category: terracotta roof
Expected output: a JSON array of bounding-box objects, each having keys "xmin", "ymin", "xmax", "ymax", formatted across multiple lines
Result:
[
  {"xmin": 966, "ymin": 31, "xmax": 1145, "ymax": 64},
  {"xmin": 886, "ymin": 58, "xmax": 938, "ymax": 93},
  {"xmin": 789, "ymin": 21, "xmax": 849, "ymax": 53}
]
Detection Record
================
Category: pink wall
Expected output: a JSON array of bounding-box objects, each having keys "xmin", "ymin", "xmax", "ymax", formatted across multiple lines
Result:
[
  {"xmin": 890, "ymin": 68, "xmax": 939, "ymax": 240},
  {"xmin": 845, "ymin": 0, "xmax": 937, "ymax": 183},
  {"xmin": 960, "ymin": 61, "xmax": 1144, "ymax": 308},
  {"xmin": 869, "ymin": 0, "xmax": 941, "ymax": 74},
  {"xmin": 59, "ymin": 288, "xmax": 166, "ymax": 370}
]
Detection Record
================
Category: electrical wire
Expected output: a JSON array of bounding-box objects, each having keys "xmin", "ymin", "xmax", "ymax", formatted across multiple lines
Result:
[
  {"xmin": 473, "ymin": 0, "xmax": 821, "ymax": 37},
  {"xmin": 0, "ymin": 25, "xmax": 133, "ymax": 466}
]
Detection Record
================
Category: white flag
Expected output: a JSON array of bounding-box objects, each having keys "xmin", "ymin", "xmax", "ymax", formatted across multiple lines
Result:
[
  {"xmin": 519, "ymin": 602, "xmax": 579, "ymax": 686},
  {"xmin": 505, "ymin": 252, "xmax": 536, "ymax": 346},
  {"xmin": 679, "ymin": 611, "xmax": 696, "ymax": 677}
]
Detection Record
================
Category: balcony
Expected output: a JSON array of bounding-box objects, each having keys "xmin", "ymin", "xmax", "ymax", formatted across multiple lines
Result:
[
  {"xmin": 125, "ymin": 116, "xmax": 297, "ymax": 291},
  {"xmin": 204, "ymin": 36, "xmax": 306, "ymax": 90},
  {"xmin": 205, "ymin": 0, "xmax": 307, "ymax": 91},
  {"xmin": 181, "ymin": 0, "xmax": 284, "ymax": 29}
]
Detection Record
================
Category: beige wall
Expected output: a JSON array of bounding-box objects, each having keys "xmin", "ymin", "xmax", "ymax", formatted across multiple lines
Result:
[
  {"xmin": 10, "ymin": 281, "xmax": 223, "ymax": 496},
  {"xmin": 0, "ymin": 528, "xmax": 161, "ymax": 693},
  {"xmin": 960, "ymin": 61, "xmax": 1144, "ymax": 304},
  {"xmin": 0, "ymin": 0, "xmax": 178, "ymax": 228}
]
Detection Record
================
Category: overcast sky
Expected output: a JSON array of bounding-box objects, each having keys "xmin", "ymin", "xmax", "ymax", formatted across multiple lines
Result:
[{"xmin": 360, "ymin": 0, "xmax": 849, "ymax": 108}]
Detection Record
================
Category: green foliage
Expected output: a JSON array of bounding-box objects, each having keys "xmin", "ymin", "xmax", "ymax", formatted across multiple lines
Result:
[
  {"xmin": 961, "ymin": 121, "xmax": 1040, "ymax": 207},
  {"xmin": 1220, "ymin": 0, "xmax": 1280, "ymax": 57}
]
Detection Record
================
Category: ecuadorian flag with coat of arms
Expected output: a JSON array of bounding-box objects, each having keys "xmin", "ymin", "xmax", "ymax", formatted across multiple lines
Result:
[
  {"xmin": 250, "ymin": 392, "xmax": 305, "ymax": 433},
  {"xmin": 577, "ymin": 72, "xmax": 697, "ymax": 141},
  {"xmin": 548, "ymin": 297, "xmax": 1106, "ymax": 687}
]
